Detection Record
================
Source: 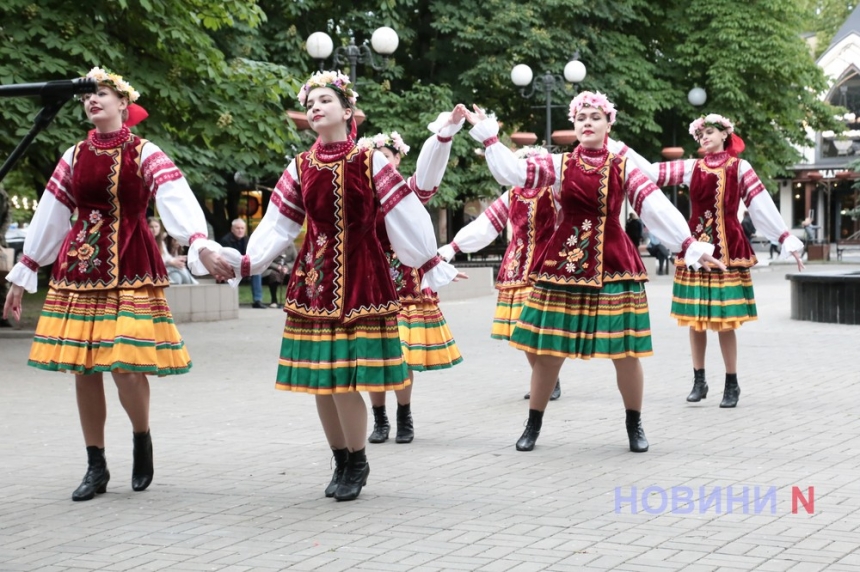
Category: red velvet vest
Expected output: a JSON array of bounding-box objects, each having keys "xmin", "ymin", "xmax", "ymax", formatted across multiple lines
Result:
[
  {"xmin": 375, "ymin": 218, "xmax": 436, "ymax": 304},
  {"xmin": 50, "ymin": 135, "xmax": 168, "ymax": 291},
  {"xmin": 496, "ymin": 187, "xmax": 555, "ymax": 289},
  {"xmin": 538, "ymin": 148, "xmax": 647, "ymax": 287},
  {"xmin": 284, "ymin": 144, "xmax": 400, "ymax": 323},
  {"xmin": 685, "ymin": 153, "xmax": 756, "ymax": 267}
]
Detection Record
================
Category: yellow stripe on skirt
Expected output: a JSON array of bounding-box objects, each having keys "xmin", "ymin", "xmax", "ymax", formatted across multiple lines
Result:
[
  {"xmin": 398, "ymin": 299, "xmax": 463, "ymax": 371},
  {"xmin": 491, "ymin": 286, "xmax": 533, "ymax": 341},
  {"xmin": 670, "ymin": 266, "xmax": 757, "ymax": 332},
  {"xmin": 28, "ymin": 286, "xmax": 191, "ymax": 375}
]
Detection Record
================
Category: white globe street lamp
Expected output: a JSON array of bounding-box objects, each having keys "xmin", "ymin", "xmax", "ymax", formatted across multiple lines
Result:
[{"xmin": 688, "ymin": 87, "xmax": 707, "ymax": 107}]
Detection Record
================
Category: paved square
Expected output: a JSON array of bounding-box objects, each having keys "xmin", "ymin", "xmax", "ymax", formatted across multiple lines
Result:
[{"xmin": 1, "ymin": 262, "xmax": 859, "ymax": 571}]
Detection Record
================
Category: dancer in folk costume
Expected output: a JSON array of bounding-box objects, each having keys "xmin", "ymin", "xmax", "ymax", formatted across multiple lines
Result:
[
  {"xmin": 464, "ymin": 93, "xmax": 725, "ymax": 453},
  {"xmin": 606, "ymin": 114, "xmax": 804, "ymax": 407},
  {"xmin": 2, "ymin": 67, "xmax": 233, "ymax": 501},
  {"xmin": 221, "ymin": 71, "xmax": 459, "ymax": 501},
  {"xmin": 357, "ymin": 110, "xmax": 466, "ymax": 445},
  {"xmin": 438, "ymin": 145, "xmax": 562, "ymax": 401}
]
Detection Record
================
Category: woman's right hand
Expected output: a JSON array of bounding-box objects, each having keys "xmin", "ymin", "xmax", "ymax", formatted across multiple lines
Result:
[
  {"xmin": 3, "ymin": 283, "xmax": 24, "ymax": 323},
  {"xmin": 464, "ymin": 104, "xmax": 488, "ymax": 126}
]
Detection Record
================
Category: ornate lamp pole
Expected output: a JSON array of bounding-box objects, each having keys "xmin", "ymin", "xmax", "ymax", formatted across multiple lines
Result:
[
  {"xmin": 510, "ymin": 53, "xmax": 587, "ymax": 151},
  {"xmin": 305, "ymin": 27, "xmax": 399, "ymax": 85}
]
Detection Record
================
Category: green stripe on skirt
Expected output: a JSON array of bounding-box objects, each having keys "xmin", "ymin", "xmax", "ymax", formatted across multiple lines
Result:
[
  {"xmin": 276, "ymin": 313, "xmax": 410, "ymax": 394},
  {"xmin": 670, "ymin": 267, "xmax": 756, "ymax": 330},
  {"xmin": 509, "ymin": 280, "xmax": 653, "ymax": 359}
]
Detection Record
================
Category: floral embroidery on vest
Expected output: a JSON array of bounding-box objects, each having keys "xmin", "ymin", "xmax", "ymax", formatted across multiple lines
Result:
[
  {"xmin": 556, "ymin": 219, "xmax": 593, "ymax": 275},
  {"xmin": 503, "ymin": 238, "xmax": 525, "ymax": 280},
  {"xmin": 694, "ymin": 209, "xmax": 714, "ymax": 243},
  {"xmin": 295, "ymin": 233, "xmax": 329, "ymax": 302},
  {"xmin": 64, "ymin": 211, "xmax": 105, "ymax": 274},
  {"xmin": 385, "ymin": 251, "xmax": 406, "ymax": 292}
]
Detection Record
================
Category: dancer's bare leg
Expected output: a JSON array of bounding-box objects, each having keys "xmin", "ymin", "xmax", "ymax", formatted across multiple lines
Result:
[
  {"xmin": 332, "ymin": 392, "xmax": 369, "ymax": 452},
  {"xmin": 613, "ymin": 357, "xmax": 644, "ymax": 410},
  {"xmin": 112, "ymin": 372, "xmax": 150, "ymax": 433},
  {"xmin": 316, "ymin": 395, "xmax": 347, "ymax": 449},
  {"xmin": 76, "ymin": 373, "xmax": 107, "ymax": 447},
  {"xmin": 528, "ymin": 355, "xmax": 564, "ymax": 411},
  {"xmin": 717, "ymin": 330, "xmax": 738, "ymax": 374},
  {"xmin": 690, "ymin": 328, "xmax": 707, "ymax": 370}
]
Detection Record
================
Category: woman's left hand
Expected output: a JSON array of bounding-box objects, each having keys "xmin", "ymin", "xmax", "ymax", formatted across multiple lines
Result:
[
  {"xmin": 453, "ymin": 271, "xmax": 469, "ymax": 282},
  {"xmin": 697, "ymin": 253, "xmax": 727, "ymax": 272},
  {"xmin": 199, "ymin": 248, "xmax": 235, "ymax": 280},
  {"xmin": 791, "ymin": 250, "xmax": 805, "ymax": 271}
]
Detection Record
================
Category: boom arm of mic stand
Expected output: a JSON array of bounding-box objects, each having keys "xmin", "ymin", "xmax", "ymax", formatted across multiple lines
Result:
[{"xmin": 0, "ymin": 94, "xmax": 75, "ymax": 184}]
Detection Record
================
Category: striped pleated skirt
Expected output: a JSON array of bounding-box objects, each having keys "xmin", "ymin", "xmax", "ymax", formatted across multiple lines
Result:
[
  {"xmin": 670, "ymin": 266, "xmax": 757, "ymax": 331},
  {"xmin": 491, "ymin": 286, "xmax": 533, "ymax": 341},
  {"xmin": 28, "ymin": 286, "xmax": 191, "ymax": 375},
  {"xmin": 397, "ymin": 299, "xmax": 462, "ymax": 372},
  {"xmin": 509, "ymin": 280, "xmax": 653, "ymax": 359},
  {"xmin": 276, "ymin": 312, "xmax": 410, "ymax": 393}
]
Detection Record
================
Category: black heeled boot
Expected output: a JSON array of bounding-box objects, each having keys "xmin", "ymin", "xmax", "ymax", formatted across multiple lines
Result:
[
  {"xmin": 324, "ymin": 448, "xmax": 349, "ymax": 498},
  {"xmin": 395, "ymin": 403, "xmax": 414, "ymax": 444},
  {"xmin": 686, "ymin": 368, "xmax": 708, "ymax": 402},
  {"xmin": 516, "ymin": 409, "xmax": 543, "ymax": 451},
  {"xmin": 131, "ymin": 430, "xmax": 154, "ymax": 492},
  {"xmin": 368, "ymin": 406, "xmax": 390, "ymax": 443},
  {"xmin": 625, "ymin": 410, "xmax": 649, "ymax": 453},
  {"xmin": 334, "ymin": 448, "xmax": 370, "ymax": 501},
  {"xmin": 72, "ymin": 446, "xmax": 110, "ymax": 501},
  {"xmin": 524, "ymin": 378, "xmax": 561, "ymax": 400},
  {"xmin": 720, "ymin": 373, "xmax": 741, "ymax": 408}
]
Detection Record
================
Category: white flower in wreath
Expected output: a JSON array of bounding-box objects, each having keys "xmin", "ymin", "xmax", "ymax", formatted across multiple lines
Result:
[
  {"xmin": 566, "ymin": 235, "xmax": 578, "ymax": 247},
  {"xmin": 704, "ymin": 210, "xmax": 713, "ymax": 219},
  {"xmin": 565, "ymin": 262, "xmax": 577, "ymax": 273},
  {"xmin": 696, "ymin": 223, "xmax": 703, "ymax": 233},
  {"xmin": 582, "ymin": 219, "xmax": 593, "ymax": 231}
]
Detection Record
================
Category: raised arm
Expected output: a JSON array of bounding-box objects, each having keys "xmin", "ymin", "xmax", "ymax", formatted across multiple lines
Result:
[
  {"xmin": 5, "ymin": 146, "xmax": 76, "ymax": 293},
  {"xmin": 739, "ymin": 160, "xmax": 804, "ymax": 266},
  {"xmin": 607, "ymin": 137, "xmax": 695, "ymax": 187},
  {"xmin": 408, "ymin": 106, "xmax": 466, "ymax": 203},
  {"xmin": 373, "ymin": 151, "xmax": 458, "ymax": 290},
  {"xmin": 438, "ymin": 191, "xmax": 510, "ymax": 261}
]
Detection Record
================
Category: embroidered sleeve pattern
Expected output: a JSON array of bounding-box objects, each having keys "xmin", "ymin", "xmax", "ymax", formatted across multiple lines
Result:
[
  {"xmin": 241, "ymin": 254, "xmax": 251, "ymax": 278},
  {"xmin": 524, "ymin": 154, "xmax": 556, "ymax": 189},
  {"xmin": 778, "ymin": 231, "xmax": 790, "ymax": 244},
  {"xmin": 21, "ymin": 255, "xmax": 40, "ymax": 272},
  {"xmin": 483, "ymin": 135, "xmax": 499, "ymax": 147},
  {"xmin": 450, "ymin": 242, "xmax": 461, "ymax": 254},
  {"xmin": 406, "ymin": 173, "xmax": 437, "ymax": 205},
  {"xmin": 657, "ymin": 160, "xmax": 686, "ymax": 187},
  {"xmin": 484, "ymin": 195, "xmax": 510, "ymax": 233},
  {"xmin": 270, "ymin": 169, "xmax": 305, "ymax": 224},
  {"xmin": 681, "ymin": 237, "xmax": 694, "ymax": 254},
  {"xmin": 376, "ymin": 162, "xmax": 411, "ymax": 215},
  {"xmin": 45, "ymin": 158, "xmax": 75, "ymax": 210},
  {"xmin": 437, "ymin": 134, "xmax": 452, "ymax": 143},
  {"xmin": 626, "ymin": 167, "xmax": 658, "ymax": 214},
  {"xmin": 741, "ymin": 166, "xmax": 766, "ymax": 207},
  {"xmin": 188, "ymin": 233, "xmax": 206, "ymax": 245},
  {"xmin": 142, "ymin": 151, "xmax": 183, "ymax": 196},
  {"xmin": 419, "ymin": 255, "xmax": 442, "ymax": 274}
]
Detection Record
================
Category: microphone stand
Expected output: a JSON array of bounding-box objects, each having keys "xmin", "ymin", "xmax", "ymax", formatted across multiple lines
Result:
[{"xmin": 0, "ymin": 96, "xmax": 73, "ymax": 184}]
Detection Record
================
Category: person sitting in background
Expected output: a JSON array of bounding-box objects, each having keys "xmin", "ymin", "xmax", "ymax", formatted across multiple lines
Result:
[
  {"xmin": 625, "ymin": 212, "xmax": 643, "ymax": 252},
  {"xmin": 646, "ymin": 232, "xmax": 671, "ymax": 275},
  {"xmin": 262, "ymin": 242, "xmax": 298, "ymax": 307},
  {"xmin": 148, "ymin": 217, "xmax": 197, "ymax": 285},
  {"xmin": 219, "ymin": 218, "xmax": 265, "ymax": 308}
]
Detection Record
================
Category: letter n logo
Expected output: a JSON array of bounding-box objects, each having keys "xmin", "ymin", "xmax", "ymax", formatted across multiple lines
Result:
[{"xmin": 792, "ymin": 486, "xmax": 814, "ymax": 514}]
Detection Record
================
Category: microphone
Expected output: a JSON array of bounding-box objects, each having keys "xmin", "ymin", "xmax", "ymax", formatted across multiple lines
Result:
[{"xmin": 0, "ymin": 78, "xmax": 98, "ymax": 99}]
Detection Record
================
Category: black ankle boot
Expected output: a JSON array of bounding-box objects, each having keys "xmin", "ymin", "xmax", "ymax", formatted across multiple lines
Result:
[
  {"xmin": 334, "ymin": 448, "xmax": 369, "ymax": 501},
  {"xmin": 72, "ymin": 446, "xmax": 110, "ymax": 501},
  {"xmin": 720, "ymin": 374, "xmax": 741, "ymax": 408},
  {"xmin": 516, "ymin": 409, "xmax": 543, "ymax": 451},
  {"xmin": 368, "ymin": 406, "xmax": 390, "ymax": 444},
  {"xmin": 686, "ymin": 368, "xmax": 708, "ymax": 402},
  {"xmin": 131, "ymin": 430, "xmax": 154, "ymax": 492},
  {"xmin": 395, "ymin": 403, "xmax": 414, "ymax": 444},
  {"xmin": 324, "ymin": 448, "xmax": 349, "ymax": 498},
  {"xmin": 625, "ymin": 410, "xmax": 649, "ymax": 452}
]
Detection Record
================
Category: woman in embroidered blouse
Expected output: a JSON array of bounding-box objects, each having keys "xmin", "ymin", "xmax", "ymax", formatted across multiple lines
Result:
[
  {"xmin": 438, "ymin": 145, "xmax": 562, "ymax": 401},
  {"xmin": 606, "ymin": 115, "xmax": 804, "ymax": 408},
  {"xmin": 221, "ymin": 71, "xmax": 458, "ymax": 502},
  {"xmin": 464, "ymin": 92, "xmax": 724, "ymax": 454},
  {"xmin": 356, "ymin": 114, "xmax": 466, "ymax": 446},
  {"xmin": 2, "ymin": 67, "xmax": 232, "ymax": 502}
]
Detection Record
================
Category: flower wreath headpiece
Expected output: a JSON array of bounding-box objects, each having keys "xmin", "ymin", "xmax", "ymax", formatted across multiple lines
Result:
[
  {"xmin": 84, "ymin": 67, "xmax": 140, "ymax": 102},
  {"xmin": 357, "ymin": 131, "xmax": 411, "ymax": 155},
  {"xmin": 514, "ymin": 145, "xmax": 549, "ymax": 159},
  {"xmin": 568, "ymin": 91, "xmax": 617, "ymax": 125},
  {"xmin": 688, "ymin": 113, "xmax": 734, "ymax": 142},
  {"xmin": 297, "ymin": 70, "xmax": 358, "ymax": 108}
]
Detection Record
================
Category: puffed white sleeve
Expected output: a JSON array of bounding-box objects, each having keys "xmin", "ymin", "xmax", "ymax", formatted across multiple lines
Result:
[
  {"xmin": 143, "ymin": 142, "xmax": 222, "ymax": 275},
  {"xmin": 624, "ymin": 163, "xmax": 714, "ymax": 269},
  {"xmin": 5, "ymin": 146, "xmax": 76, "ymax": 293},
  {"xmin": 439, "ymin": 192, "xmax": 510, "ymax": 261},
  {"xmin": 740, "ymin": 160, "xmax": 804, "ymax": 257},
  {"xmin": 373, "ymin": 151, "xmax": 457, "ymax": 290},
  {"xmin": 232, "ymin": 160, "xmax": 305, "ymax": 281},
  {"xmin": 407, "ymin": 114, "xmax": 465, "ymax": 204},
  {"xmin": 469, "ymin": 117, "xmax": 563, "ymax": 189},
  {"xmin": 607, "ymin": 138, "xmax": 695, "ymax": 187}
]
